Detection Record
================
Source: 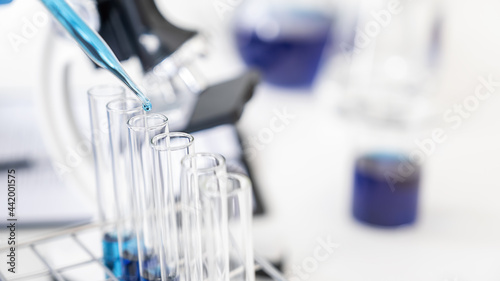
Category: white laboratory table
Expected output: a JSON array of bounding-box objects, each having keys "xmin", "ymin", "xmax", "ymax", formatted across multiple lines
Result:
[{"xmin": 240, "ymin": 82, "xmax": 500, "ymax": 281}]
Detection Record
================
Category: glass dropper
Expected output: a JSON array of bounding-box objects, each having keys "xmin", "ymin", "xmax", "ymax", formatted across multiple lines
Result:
[{"xmin": 40, "ymin": 0, "xmax": 152, "ymax": 111}]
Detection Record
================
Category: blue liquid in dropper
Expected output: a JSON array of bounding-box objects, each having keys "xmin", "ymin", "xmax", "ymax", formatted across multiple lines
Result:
[
  {"xmin": 102, "ymin": 233, "xmax": 121, "ymax": 277},
  {"xmin": 40, "ymin": 0, "xmax": 153, "ymax": 112},
  {"xmin": 142, "ymin": 101, "xmax": 152, "ymax": 112}
]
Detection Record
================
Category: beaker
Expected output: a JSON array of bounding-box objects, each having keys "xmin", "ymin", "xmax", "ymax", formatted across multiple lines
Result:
[
  {"xmin": 106, "ymin": 98, "xmax": 144, "ymax": 280},
  {"xmin": 350, "ymin": 106, "xmax": 423, "ymax": 227},
  {"xmin": 233, "ymin": 0, "xmax": 334, "ymax": 88},
  {"xmin": 181, "ymin": 153, "xmax": 229, "ymax": 281},
  {"xmin": 334, "ymin": 0, "xmax": 441, "ymax": 227},
  {"xmin": 151, "ymin": 132, "xmax": 195, "ymax": 281},
  {"xmin": 127, "ymin": 114, "xmax": 174, "ymax": 281},
  {"xmin": 335, "ymin": 0, "xmax": 442, "ymax": 117},
  {"xmin": 87, "ymin": 85, "xmax": 126, "ymax": 275}
]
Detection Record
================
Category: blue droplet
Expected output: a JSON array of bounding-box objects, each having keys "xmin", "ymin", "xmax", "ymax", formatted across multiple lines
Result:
[{"xmin": 143, "ymin": 102, "xmax": 152, "ymax": 112}]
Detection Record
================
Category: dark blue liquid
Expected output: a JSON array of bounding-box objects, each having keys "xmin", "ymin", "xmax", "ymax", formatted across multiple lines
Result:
[
  {"xmin": 121, "ymin": 250, "xmax": 140, "ymax": 281},
  {"xmin": 352, "ymin": 153, "xmax": 420, "ymax": 227},
  {"xmin": 102, "ymin": 233, "xmax": 121, "ymax": 277},
  {"xmin": 140, "ymin": 275, "xmax": 179, "ymax": 281},
  {"xmin": 119, "ymin": 235, "xmax": 142, "ymax": 281},
  {"xmin": 140, "ymin": 256, "xmax": 179, "ymax": 281},
  {"xmin": 235, "ymin": 10, "xmax": 332, "ymax": 88}
]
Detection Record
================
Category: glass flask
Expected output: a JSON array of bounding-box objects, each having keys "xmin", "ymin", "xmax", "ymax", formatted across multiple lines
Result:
[
  {"xmin": 334, "ymin": 0, "xmax": 442, "ymax": 118},
  {"xmin": 350, "ymin": 103, "xmax": 424, "ymax": 227},
  {"xmin": 233, "ymin": 0, "xmax": 334, "ymax": 88}
]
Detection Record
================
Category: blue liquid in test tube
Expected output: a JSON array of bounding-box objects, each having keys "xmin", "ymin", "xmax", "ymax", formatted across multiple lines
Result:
[
  {"xmin": 352, "ymin": 153, "xmax": 420, "ymax": 227},
  {"xmin": 102, "ymin": 233, "xmax": 121, "ymax": 277},
  {"xmin": 121, "ymin": 252, "xmax": 140, "ymax": 280},
  {"xmin": 140, "ymin": 256, "xmax": 179, "ymax": 281}
]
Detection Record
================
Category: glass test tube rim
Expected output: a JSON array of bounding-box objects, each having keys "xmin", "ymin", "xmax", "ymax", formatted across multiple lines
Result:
[
  {"xmin": 106, "ymin": 97, "xmax": 144, "ymax": 113},
  {"xmin": 88, "ymin": 84, "xmax": 125, "ymax": 98},
  {"xmin": 181, "ymin": 153, "xmax": 227, "ymax": 194},
  {"xmin": 181, "ymin": 152, "xmax": 227, "ymax": 174},
  {"xmin": 225, "ymin": 172, "xmax": 252, "ymax": 197},
  {"xmin": 151, "ymin": 132, "xmax": 195, "ymax": 152},
  {"xmin": 127, "ymin": 113, "xmax": 169, "ymax": 132}
]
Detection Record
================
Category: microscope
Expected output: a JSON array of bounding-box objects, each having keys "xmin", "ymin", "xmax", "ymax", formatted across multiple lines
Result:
[{"xmin": 34, "ymin": 0, "xmax": 263, "ymax": 212}]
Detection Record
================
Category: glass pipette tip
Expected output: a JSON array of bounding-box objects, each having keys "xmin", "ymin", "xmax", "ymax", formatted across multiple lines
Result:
[{"xmin": 40, "ymin": 0, "xmax": 152, "ymax": 111}]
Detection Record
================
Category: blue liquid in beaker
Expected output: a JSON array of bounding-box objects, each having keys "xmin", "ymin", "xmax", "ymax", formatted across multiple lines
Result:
[
  {"xmin": 235, "ymin": 10, "xmax": 332, "ymax": 88},
  {"xmin": 140, "ymin": 256, "xmax": 179, "ymax": 281},
  {"xmin": 102, "ymin": 233, "xmax": 121, "ymax": 276},
  {"xmin": 352, "ymin": 153, "xmax": 420, "ymax": 227}
]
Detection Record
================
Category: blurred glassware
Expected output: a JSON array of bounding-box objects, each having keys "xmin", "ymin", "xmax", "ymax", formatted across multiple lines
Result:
[
  {"xmin": 333, "ymin": 0, "xmax": 443, "ymax": 121},
  {"xmin": 351, "ymin": 115, "xmax": 422, "ymax": 227},
  {"xmin": 182, "ymin": 153, "xmax": 230, "ymax": 281},
  {"xmin": 225, "ymin": 173, "xmax": 255, "ymax": 281},
  {"xmin": 233, "ymin": 0, "xmax": 334, "ymax": 88},
  {"xmin": 335, "ymin": 0, "xmax": 443, "ymax": 227},
  {"xmin": 352, "ymin": 152, "xmax": 420, "ymax": 227}
]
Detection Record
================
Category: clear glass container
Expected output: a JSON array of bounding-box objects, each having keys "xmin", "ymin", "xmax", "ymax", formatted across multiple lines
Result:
[
  {"xmin": 350, "ymin": 106, "xmax": 423, "ymax": 227},
  {"xmin": 151, "ymin": 132, "xmax": 195, "ymax": 281},
  {"xmin": 106, "ymin": 98, "xmax": 144, "ymax": 280},
  {"xmin": 226, "ymin": 173, "xmax": 255, "ymax": 281},
  {"xmin": 181, "ymin": 153, "xmax": 229, "ymax": 281},
  {"xmin": 127, "ymin": 114, "xmax": 172, "ymax": 280},
  {"xmin": 87, "ymin": 85, "xmax": 126, "ymax": 275},
  {"xmin": 335, "ymin": 0, "xmax": 442, "ymax": 119},
  {"xmin": 233, "ymin": 0, "xmax": 334, "ymax": 88}
]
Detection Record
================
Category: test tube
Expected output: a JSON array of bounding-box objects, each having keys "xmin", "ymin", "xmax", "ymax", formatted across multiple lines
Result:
[
  {"xmin": 127, "ymin": 114, "xmax": 174, "ymax": 281},
  {"xmin": 106, "ymin": 98, "xmax": 144, "ymax": 280},
  {"xmin": 151, "ymin": 132, "xmax": 195, "ymax": 281},
  {"xmin": 226, "ymin": 173, "xmax": 254, "ymax": 281},
  {"xmin": 181, "ymin": 153, "xmax": 229, "ymax": 281},
  {"xmin": 88, "ymin": 85, "xmax": 126, "ymax": 275}
]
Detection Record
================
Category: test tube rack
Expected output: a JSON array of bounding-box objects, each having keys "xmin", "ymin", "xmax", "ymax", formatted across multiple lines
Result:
[{"xmin": 0, "ymin": 222, "xmax": 287, "ymax": 281}]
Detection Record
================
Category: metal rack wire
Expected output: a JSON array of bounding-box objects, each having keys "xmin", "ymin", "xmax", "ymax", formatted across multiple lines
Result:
[{"xmin": 0, "ymin": 223, "xmax": 287, "ymax": 281}]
